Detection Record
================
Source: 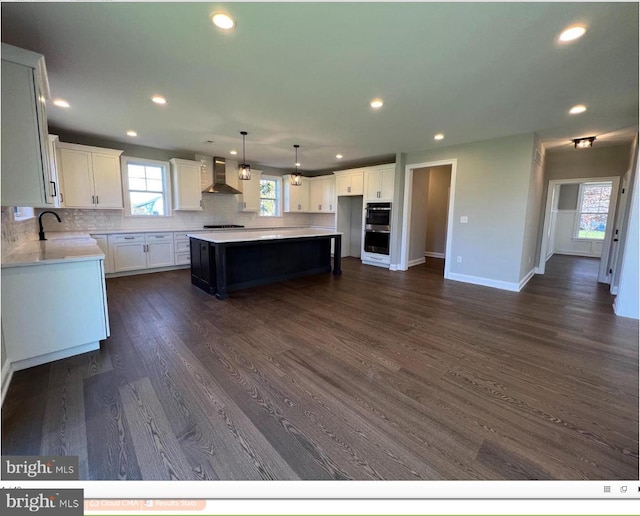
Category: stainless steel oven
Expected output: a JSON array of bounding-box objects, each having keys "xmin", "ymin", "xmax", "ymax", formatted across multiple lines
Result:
[{"xmin": 364, "ymin": 202, "xmax": 391, "ymax": 255}]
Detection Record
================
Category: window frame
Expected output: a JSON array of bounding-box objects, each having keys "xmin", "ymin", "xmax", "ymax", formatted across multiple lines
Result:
[
  {"xmin": 259, "ymin": 174, "xmax": 282, "ymax": 218},
  {"xmin": 121, "ymin": 156, "xmax": 172, "ymax": 217},
  {"xmin": 572, "ymin": 181, "xmax": 612, "ymax": 241}
]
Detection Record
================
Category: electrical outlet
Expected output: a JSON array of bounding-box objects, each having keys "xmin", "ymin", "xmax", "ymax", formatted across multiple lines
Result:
[
  {"xmin": 460, "ymin": 216, "xmax": 468, "ymax": 223},
  {"xmin": 457, "ymin": 256, "xmax": 463, "ymax": 263}
]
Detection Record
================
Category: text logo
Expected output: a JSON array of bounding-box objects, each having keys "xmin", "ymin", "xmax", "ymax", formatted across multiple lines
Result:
[
  {"xmin": 2, "ymin": 457, "xmax": 78, "ymax": 481},
  {"xmin": 2, "ymin": 489, "xmax": 83, "ymax": 516}
]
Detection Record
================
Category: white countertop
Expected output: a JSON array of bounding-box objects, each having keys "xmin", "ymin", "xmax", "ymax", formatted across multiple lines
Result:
[
  {"xmin": 1, "ymin": 232, "xmax": 104, "ymax": 268},
  {"xmin": 189, "ymin": 228, "xmax": 341, "ymax": 244}
]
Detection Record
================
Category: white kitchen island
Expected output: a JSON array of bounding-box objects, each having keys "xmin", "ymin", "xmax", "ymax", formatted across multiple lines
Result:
[
  {"xmin": 188, "ymin": 228, "xmax": 342, "ymax": 299},
  {"xmin": 1, "ymin": 233, "xmax": 110, "ymax": 374}
]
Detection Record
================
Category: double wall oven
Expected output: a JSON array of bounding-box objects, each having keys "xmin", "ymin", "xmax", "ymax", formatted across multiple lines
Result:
[{"xmin": 364, "ymin": 202, "xmax": 391, "ymax": 255}]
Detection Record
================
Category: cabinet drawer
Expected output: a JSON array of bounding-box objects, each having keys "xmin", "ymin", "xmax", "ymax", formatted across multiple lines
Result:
[
  {"xmin": 173, "ymin": 232, "xmax": 190, "ymax": 241},
  {"xmin": 112, "ymin": 233, "xmax": 144, "ymax": 244},
  {"xmin": 146, "ymin": 232, "xmax": 174, "ymax": 242},
  {"xmin": 175, "ymin": 240, "xmax": 190, "ymax": 253},
  {"xmin": 175, "ymin": 251, "xmax": 191, "ymax": 265}
]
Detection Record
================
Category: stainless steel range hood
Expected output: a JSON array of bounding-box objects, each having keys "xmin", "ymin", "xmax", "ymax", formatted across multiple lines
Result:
[{"xmin": 202, "ymin": 157, "xmax": 242, "ymax": 194}]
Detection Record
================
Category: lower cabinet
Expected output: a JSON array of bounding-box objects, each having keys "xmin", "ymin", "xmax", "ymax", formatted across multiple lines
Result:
[
  {"xmin": 108, "ymin": 232, "xmax": 174, "ymax": 273},
  {"xmin": 1, "ymin": 258, "xmax": 109, "ymax": 370},
  {"xmin": 190, "ymin": 237, "xmax": 213, "ymax": 292}
]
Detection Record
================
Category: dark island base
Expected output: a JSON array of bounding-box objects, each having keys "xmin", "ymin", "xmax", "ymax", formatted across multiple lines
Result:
[{"xmin": 191, "ymin": 234, "xmax": 341, "ymax": 299}]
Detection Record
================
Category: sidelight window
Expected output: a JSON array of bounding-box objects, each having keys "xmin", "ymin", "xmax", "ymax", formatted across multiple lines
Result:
[
  {"xmin": 122, "ymin": 157, "xmax": 171, "ymax": 216},
  {"xmin": 573, "ymin": 181, "xmax": 612, "ymax": 240}
]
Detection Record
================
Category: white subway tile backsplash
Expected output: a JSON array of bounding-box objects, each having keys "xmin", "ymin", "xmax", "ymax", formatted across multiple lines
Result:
[
  {"xmin": 1, "ymin": 207, "xmax": 38, "ymax": 257},
  {"xmin": 35, "ymin": 195, "xmax": 334, "ymax": 232}
]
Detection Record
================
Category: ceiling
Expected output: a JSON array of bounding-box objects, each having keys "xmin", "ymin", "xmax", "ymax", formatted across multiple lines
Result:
[{"xmin": 2, "ymin": 2, "xmax": 638, "ymax": 171}]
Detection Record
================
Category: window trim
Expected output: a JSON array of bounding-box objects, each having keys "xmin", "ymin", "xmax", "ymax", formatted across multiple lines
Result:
[
  {"xmin": 572, "ymin": 181, "xmax": 612, "ymax": 241},
  {"xmin": 121, "ymin": 156, "xmax": 172, "ymax": 217},
  {"xmin": 259, "ymin": 174, "xmax": 283, "ymax": 218}
]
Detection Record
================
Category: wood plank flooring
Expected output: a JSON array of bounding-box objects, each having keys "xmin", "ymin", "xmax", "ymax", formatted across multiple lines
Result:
[{"xmin": 2, "ymin": 254, "xmax": 638, "ymax": 479}]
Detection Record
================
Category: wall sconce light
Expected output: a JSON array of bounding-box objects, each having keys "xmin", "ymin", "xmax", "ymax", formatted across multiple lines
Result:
[
  {"xmin": 290, "ymin": 144, "xmax": 303, "ymax": 186},
  {"xmin": 573, "ymin": 136, "xmax": 596, "ymax": 149}
]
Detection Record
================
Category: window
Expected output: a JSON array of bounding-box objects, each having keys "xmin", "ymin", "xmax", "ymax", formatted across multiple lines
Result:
[
  {"xmin": 121, "ymin": 157, "xmax": 171, "ymax": 216},
  {"xmin": 574, "ymin": 181, "xmax": 612, "ymax": 240},
  {"xmin": 259, "ymin": 175, "xmax": 282, "ymax": 217}
]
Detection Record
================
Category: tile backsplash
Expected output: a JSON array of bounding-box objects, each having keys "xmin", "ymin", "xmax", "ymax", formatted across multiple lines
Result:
[
  {"xmin": 36, "ymin": 194, "xmax": 336, "ymax": 233},
  {"xmin": 1, "ymin": 207, "xmax": 38, "ymax": 255}
]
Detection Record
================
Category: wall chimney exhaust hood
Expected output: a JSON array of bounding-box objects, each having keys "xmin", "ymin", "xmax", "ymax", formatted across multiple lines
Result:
[{"xmin": 202, "ymin": 157, "xmax": 242, "ymax": 194}]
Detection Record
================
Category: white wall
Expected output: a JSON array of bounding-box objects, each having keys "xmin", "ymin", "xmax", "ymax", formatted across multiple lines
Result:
[
  {"xmin": 404, "ymin": 133, "xmax": 536, "ymax": 286},
  {"xmin": 613, "ymin": 164, "xmax": 639, "ymax": 319},
  {"xmin": 553, "ymin": 210, "xmax": 603, "ymax": 257}
]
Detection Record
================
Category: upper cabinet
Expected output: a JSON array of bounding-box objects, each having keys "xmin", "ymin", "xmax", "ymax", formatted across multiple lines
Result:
[
  {"xmin": 308, "ymin": 176, "xmax": 335, "ymax": 213},
  {"xmin": 364, "ymin": 164, "xmax": 395, "ymax": 201},
  {"xmin": 334, "ymin": 169, "xmax": 364, "ymax": 196},
  {"xmin": 238, "ymin": 170, "xmax": 262, "ymax": 212},
  {"xmin": 170, "ymin": 158, "xmax": 203, "ymax": 211},
  {"xmin": 1, "ymin": 43, "xmax": 59, "ymax": 207},
  {"xmin": 283, "ymin": 175, "xmax": 310, "ymax": 212},
  {"xmin": 57, "ymin": 142, "xmax": 124, "ymax": 209}
]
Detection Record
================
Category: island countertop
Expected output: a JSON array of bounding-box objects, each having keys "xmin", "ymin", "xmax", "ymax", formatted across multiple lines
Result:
[{"xmin": 188, "ymin": 228, "xmax": 342, "ymax": 244}]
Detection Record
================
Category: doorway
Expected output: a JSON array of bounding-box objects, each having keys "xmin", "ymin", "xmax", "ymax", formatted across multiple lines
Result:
[
  {"xmin": 335, "ymin": 195, "xmax": 364, "ymax": 258},
  {"xmin": 400, "ymin": 159, "xmax": 456, "ymax": 275},
  {"xmin": 538, "ymin": 176, "xmax": 620, "ymax": 284}
]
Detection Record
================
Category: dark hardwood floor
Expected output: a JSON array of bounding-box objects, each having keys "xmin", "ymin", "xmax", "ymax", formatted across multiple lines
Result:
[{"xmin": 2, "ymin": 254, "xmax": 638, "ymax": 480}]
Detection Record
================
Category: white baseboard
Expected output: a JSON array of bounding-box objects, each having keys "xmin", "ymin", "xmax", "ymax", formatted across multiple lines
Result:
[
  {"xmin": 518, "ymin": 268, "xmax": 536, "ymax": 291},
  {"xmin": 424, "ymin": 251, "xmax": 445, "ymax": 259},
  {"xmin": 1, "ymin": 359, "xmax": 14, "ymax": 407},
  {"xmin": 389, "ymin": 264, "xmax": 400, "ymax": 271},
  {"xmin": 408, "ymin": 257, "xmax": 426, "ymax": 268},
  {"xmin": 446, "ymin": 272, "xmax": 520, "ymax": 292},
  {"xmin": 553, "ymin": 250, "xmax": 601, "ymax": 258},
  {"xmin": 610, "ymin": 285, "xmax": 619, "ymax": 295},
  {"xmin": 535, "ymin": 266, "xmax": 545, "ymax": 274},
  {"xmin": 106, "ymin": 264, "xmax": 189, "ymax": 279}
]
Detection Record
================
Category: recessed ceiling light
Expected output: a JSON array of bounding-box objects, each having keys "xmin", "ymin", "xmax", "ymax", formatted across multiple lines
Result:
[
  {"xmin": 569, "ymin": 104, "xmax": 587, "ymax": 115},
  {"xmin": 230, "ymin": 150, "xmax": 237, "ymax": 155},
  {"xmin": 52, "ymin": 98, "xmax": 70, "ymax": 108},
  {"xmin": 434, "ymin": 133, "xmax": 444, "ymax": 140},
  {"xmin": 336, "ymin": 154, "xmax": 343, "ymax": 159},
  {"xmin": 370, "ymin": 98, "xmax": 384, "ymax": 109},
  {"xmin": 558, "ymin": 25, "xmax": 586, "ymax": 43},
  {"xmin": 126, "ymin": 130, "xmax": 137, "ymax": 137},
  {"xmin": 151, "ymin": 95, "xmax": 167, "ymax": 105},
  {"xmin": 211, "ymin": 12, "xmax": 236, "ymax": 30}
]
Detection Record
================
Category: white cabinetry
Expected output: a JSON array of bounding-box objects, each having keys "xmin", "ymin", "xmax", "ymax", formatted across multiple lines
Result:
[
  {"xmin": 57, "ymin": 143, "xmax": 124, "ymax": 209},
  {"xmin": 283, "ymin": 175, "xmax": 310, "ymax": 212},
  {"xmin": 170, "ymin": 158, "xmax": 203, "ymax": 211},
  {"xmin": 1, "ymin": 259, "xmax": 109, "ymax": 370},
  {"xmin": 364, "ymin": 164, "xmax": 395, "ymax": 201},
  {"xmin": 91, "ymin": 234, "xmax": 113, "ymax": 273},
  {"xmin": 109, "ymin": 232, "xmax": 175, "ymax": 273},
  {"xmin": 334, "ymin": 170, "xmax": 364, "ymax": 196},
  {"xmin": 308, "ymin": 176, "xmax": 335, "ymax": 213},
  {"xmin": 1, "ymin": 43, "xmax": 59, "ymax": 207},
  {"xmin": 238, "ymin": 170, "xmax": 262, "ymax": 212}
]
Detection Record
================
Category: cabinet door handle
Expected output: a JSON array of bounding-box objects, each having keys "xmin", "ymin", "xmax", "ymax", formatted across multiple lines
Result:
[
  {"xmin": 124, "ymin": 236, "xmax": 135, "ymax": 240},
  {"xmin": 60, "ymin": 192, "xmax": 64, "ymax": 203},
  {"xmin": 330, "ymin": 204, "xmax": 332, "ymax": 210},
  {"xmin": 243, "ymin": 201, "xmax": 246, "ymax": 209},
  {"xmin": 96, "ymin": 195, "xmax": 99, "ymax": 205},
  {"xmin": 50, "ymin": 181, "xmax": 57, "ymax": 197},
  {"xmin": 92, "ymin": 195, "xmax": 95, "ymax": 204},
  {"xmin": 347, "ymin": 186, "xmax": 351, "ymax": 193}
]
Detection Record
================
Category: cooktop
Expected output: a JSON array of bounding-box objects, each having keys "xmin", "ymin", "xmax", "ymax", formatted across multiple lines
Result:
[{"xmin": 203, "ymin": 224, "xmax": 245, "ymax": 229}]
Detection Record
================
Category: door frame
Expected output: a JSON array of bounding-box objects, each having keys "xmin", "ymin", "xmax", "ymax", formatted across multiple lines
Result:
[
  {"xmin": 537, "ymin": 175, "xmax": 620, "ymax": 282},
  {"xmin": 400, "ymin": 158, "xmax": 457, "ymax": 277}
]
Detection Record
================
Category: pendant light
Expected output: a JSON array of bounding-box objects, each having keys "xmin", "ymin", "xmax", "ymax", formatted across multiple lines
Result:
[
  {"xmin": 290, "ymin": 144, "xmax": 303, "ymax": 186},
  {"xmin": 238, "ymin": 131, "xmax": 251, "ymax": 180}
]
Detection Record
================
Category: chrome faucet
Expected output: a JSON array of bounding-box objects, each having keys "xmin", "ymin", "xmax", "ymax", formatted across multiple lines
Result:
[{"xmin": 38, "ymin": 211, "xmax": 62, "ymax": 241}]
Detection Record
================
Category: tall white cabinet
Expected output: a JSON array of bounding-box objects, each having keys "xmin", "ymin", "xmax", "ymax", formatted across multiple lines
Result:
[
  {"xmin": 170, "ymin": 158, "xmax": 203, "ymax": 211},
  {"xmin": 1, "ymin": 43, "xmax": 59, "ymax": 207},
  {"xmin": 57, "ymin": 142, "xmax": 124, "ymax": 209}
]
